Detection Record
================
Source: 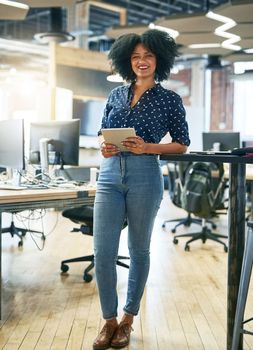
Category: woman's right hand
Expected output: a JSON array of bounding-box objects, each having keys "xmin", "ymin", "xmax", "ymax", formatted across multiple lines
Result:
[{"xmin": 100, "ymin": 142, "xmax": 120, "ymax": 158}]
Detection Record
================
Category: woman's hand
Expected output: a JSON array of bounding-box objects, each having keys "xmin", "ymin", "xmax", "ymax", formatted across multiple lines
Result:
[
  {"xmin": 121, "ymin": 136, "xmax": 147, "ymax": 154},
  {"xmin": 100, "ymin": 141, "xmax": 120, "ymax": 158}
]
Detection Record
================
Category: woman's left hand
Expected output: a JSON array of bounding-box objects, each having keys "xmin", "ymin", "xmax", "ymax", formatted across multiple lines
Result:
[{"xmin": 122, "ymin": 136, "xmax": 147, "ymax": 154}]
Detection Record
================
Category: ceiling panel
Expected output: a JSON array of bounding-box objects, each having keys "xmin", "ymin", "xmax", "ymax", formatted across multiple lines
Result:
[
  {"xmin": 105, "ymin": 25, "xmax": 147, "ymax": 39},
  {"xmin": 229, "ymin": 23, "xmax": 253, "ymax": 37},
  {"xmin": 176, "ymin": 33, "xmax": 224, "ymax": 46},
  {"xmin": 0, "ymin": 3, "xmax": 29, "ymax": 20},
  {"xmin": 179, "ymin": 46, "xmax": 231, "ymax": 56},
  {"xmin": 239, "ymin": 38, "xmax": 253, "ymax": 49},
  {"xmin": 225, "ymin": 52, "xmax": 253, "ymax": 62},
  {"xmin": 155, "ymin": 13, "xmax": 219, "ymax": 33},
  {"xmin": 22, "ymin": 0, "xmax": 74, "ymax": 7},
  {"xmin": 215, "ymin": 2, "xmax": 253, "ymax": 22}
]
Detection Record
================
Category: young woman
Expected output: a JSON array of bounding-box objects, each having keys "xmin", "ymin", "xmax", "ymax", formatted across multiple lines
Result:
[{"xmin": 93, "ymin": 29, "xmax": 190, "ymax": 350}]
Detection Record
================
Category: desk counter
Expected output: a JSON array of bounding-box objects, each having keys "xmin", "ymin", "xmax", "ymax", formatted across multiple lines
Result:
[{"xmin": 160, "ymin": 153, "xmax": 253, "ymax": 350}]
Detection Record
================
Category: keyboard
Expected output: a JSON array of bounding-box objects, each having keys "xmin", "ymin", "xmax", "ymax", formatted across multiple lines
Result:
[
  {"xmin": 231, "ymin": 147, "xmax": 253, "ymax": 156},
  {"xmin": 189, "ymin": 151, "xmax": 232, "ymax": 155},
  {"xmin": 25, "ymin": 184, "xmax": 49, "ymax": 189},
  {"xmin": 0, "ymin": 184, "xmax": 27, "ymax": 190}
]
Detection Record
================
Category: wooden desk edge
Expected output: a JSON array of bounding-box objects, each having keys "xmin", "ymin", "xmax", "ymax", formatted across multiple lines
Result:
[{"xmin": 0, "ymin": 186, "xmax": 96, "ymax": 205}]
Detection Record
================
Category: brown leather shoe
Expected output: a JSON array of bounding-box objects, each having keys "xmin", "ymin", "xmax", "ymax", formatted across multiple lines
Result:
[
  {"xmin": 111, "ymin": 322, "xmax": 133, "ymax": 348},
  {"xmin": 93, "ymin": 322, "xmax": 118, "ymax": 350}
]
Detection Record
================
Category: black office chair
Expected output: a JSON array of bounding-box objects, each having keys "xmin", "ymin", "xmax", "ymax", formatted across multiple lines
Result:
[
  {"xmin": 60, "ymin": 205, "xmax": 130, "ymax": 282},
  {"xmin": 162, "ymin": 161, "xmax": 216, "ymax": 233},
  {"xmin": 173, "ymin": 162, "xmax": 228, "ymax": 252}
]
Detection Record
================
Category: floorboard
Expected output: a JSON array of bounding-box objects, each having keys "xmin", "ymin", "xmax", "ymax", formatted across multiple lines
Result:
[{"xmin": 1, "ymin": 192, "xmax": 253, "ymax": 349}]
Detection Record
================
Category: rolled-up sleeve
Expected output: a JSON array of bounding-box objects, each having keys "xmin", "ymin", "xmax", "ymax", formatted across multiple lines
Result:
[{"xmin": 168, "ymin": 95, "xmax": 190, "ymax": 146}]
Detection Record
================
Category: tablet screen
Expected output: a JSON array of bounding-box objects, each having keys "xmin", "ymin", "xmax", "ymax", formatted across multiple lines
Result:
[{"xmin": 101, "ymin": 128, "xmax": 136, "ymax": 151}]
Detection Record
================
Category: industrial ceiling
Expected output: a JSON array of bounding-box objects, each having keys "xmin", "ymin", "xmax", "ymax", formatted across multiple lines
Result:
[{"xmin": 0, "ymin": 0, "xmax": 252, "ymax": 71}]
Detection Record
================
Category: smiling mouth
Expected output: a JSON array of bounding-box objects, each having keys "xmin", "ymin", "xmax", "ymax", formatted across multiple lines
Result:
[{"xmin": 137, "ymin": 65, "xmax": 149, "ymax": 70}]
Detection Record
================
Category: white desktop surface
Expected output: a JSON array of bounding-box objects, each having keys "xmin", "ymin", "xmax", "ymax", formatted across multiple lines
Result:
[{"xmin": 0, "ymin": 185, "xmax": 96, "ymax": 204}]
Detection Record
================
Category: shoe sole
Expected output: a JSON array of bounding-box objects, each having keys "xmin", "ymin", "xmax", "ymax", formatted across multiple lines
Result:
[
  {"xmin": 111, "ymin": 341, "xmax": 130, "ymax": 349},
  {"xmin": 93, "ymin": 345, "xmax": 111, "ymax": 350}
]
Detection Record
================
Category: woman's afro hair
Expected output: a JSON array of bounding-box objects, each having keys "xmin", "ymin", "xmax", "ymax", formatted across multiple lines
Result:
[{"xmin": 108, "ymin": 29, "xmax": 178, "ymax": 82}]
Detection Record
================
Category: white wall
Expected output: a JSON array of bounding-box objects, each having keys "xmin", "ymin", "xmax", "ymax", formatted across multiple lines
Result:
[
  {"xmin": 185, "ymin": 61, "xmax": 206, "ymax": 151},
  {"xmin": 233, "ymin": 79, "xmax": 253, "ymax": 142}
]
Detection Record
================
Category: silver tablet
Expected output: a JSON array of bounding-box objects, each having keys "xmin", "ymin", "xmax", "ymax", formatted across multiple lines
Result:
[{"xmin": 101, "ymin": 128, "xmax": 136, "ymax": 151}]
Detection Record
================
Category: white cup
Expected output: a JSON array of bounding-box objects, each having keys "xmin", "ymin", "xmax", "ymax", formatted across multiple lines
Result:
[
  {"xmin": 90, "ymin": 167, "xmax": 98, "ymax": 185},
  {"xmin": 213, "ymin": 142, "xmax": 221, "ymax": 151}
]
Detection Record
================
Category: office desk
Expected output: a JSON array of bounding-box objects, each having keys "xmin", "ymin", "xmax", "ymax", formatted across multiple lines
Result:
[
  {"xmin": 0, "ymin": 185, "xmax": 95, "ymax": 318},
  {"xmin": 224, "ymin": 164, "xmax": 253, "ymax": 219},
  {"xmin": 160, "ymin": 153, "xmax": 253, "ymax": 350}
]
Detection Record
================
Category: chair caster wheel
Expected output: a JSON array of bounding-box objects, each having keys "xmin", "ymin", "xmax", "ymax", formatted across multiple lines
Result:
[
  {"xmin": 185, "ymin": 245, "xmax": 190, "ymax": 251},
  {"xmin": 171, "ymin": 228, "xmax": 176, "ymax": 233},
  {"xmin": 173, "ymin": 238, "xmax": 178, "ymax": 244},
  {"xmin": 212, "ymin": 223, "xmax": 217, "ymax": 229},
  {"xmin": 61, "ymin": 264, "xmax": 69, "ymax": 273},
  {"xmin": 83, "ymin": 273, "xmax": 92, "ymax": 282},
  {"xmin": 18, "ymin": 241, "xmax": 23, "ymax": 247},
  {"xmin": 162, "ymin": 223, "xmax": 165, "ymax": 228},
  {"xmin": 224, "ymin": 246, "xmax": 228, "ymax": 253}
]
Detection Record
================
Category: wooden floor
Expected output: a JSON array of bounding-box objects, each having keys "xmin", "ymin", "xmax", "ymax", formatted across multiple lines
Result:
[{"xmin": 1, "ymin": 192, "xmax": 253, "ymax": 350}]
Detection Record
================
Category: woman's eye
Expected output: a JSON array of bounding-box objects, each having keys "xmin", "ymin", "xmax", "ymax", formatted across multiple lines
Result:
[{"xmin": 131, "ymin": 53, "xmax": 154, "ymax": 60}]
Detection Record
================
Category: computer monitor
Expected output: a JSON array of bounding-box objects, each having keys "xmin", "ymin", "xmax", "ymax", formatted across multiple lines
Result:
[
  {"xmin": 29, "ymin": 120, "xmax": 80, "ymax": 173},
  {"xmin": 202, "ymin": 131, "xmax": 240, "ymax": 151},
  {"xmin": 0, "ymin": 119, "xmax": 25, "ymax": 171},
  {"xmin": 73, "ymin": 100, "xmax": 105, "ymax": 136}
]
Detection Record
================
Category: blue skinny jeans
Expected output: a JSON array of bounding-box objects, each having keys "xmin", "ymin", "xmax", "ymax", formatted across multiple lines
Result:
[{"xmin": 93, "ymin": 152, "xmax": 163, "ymax": 320}]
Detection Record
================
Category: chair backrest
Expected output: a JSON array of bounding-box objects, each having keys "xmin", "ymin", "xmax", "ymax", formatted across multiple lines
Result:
[
  {"xmin": 209, "ymin": 162, "xmax": 227, "ymax": 210},
  {"xmin": 62, "ymin": 205, "xmax": 94, "ymax": 225},
  {"xmin": 62, "ymin": 205, "xmax": 128, "ymax": 235},
  {"xmin": 180, "ymin": 161, "xmax": 226, "ymax": 218},
  {"xmin": 166, "ymin": 161, "xmax": 192, "ymax": 209}
]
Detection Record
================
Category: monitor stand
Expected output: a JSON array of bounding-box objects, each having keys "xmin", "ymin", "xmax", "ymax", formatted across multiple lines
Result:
[{"xmin": 39, "ymin": 138, "xmax": 50, "ymax": 181}]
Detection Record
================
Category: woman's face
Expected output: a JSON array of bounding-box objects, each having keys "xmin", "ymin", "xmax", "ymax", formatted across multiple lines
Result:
[{"xmin": 130, "ymin": 43, "xmax": 156, "ymax": 80}]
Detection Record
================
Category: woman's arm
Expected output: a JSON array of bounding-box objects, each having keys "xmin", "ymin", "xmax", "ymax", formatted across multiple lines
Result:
[
  {"xmin": 122, "ymin": 137, "xmax": 187, "ymax": 155},
  {"xmin": 143, "ymin": 141, "xmax": 187, "ymax": 155}
]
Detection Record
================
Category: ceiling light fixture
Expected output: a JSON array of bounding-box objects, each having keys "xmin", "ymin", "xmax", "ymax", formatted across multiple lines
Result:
[
  {"xmin": 34, "ymin": 32, "xmax": 75, "ymax": 44},
  {"xmin": 206, "ymin": 11, "xmax": 241, "ymax": 51},
  {"xmin": 0, "ymin": 0, "xmax": 28, "ymax": 9},
  {"xmin": 189, "ymin": 43, "xmax": 221, "ymax": 49},
  {"xmin": 244, "ymin": 48, "xmax": 253, "ymax": 54},
  {"xmin": 149, "ymin": 23, "xmax": 179, "ymax": 39},
  {"xmin": 34, "ymin": 8, "xmax": 75, "ymax": 44},
  {"xmin": 106, "ymin": 73, "xmax": 124, "ymax": 83}
]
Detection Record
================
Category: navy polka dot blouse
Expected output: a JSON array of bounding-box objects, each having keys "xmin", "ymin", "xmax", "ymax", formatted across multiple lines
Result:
[{"xmin": 99, "ymin": 83, "xmax": 190, "ymax": 146}]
